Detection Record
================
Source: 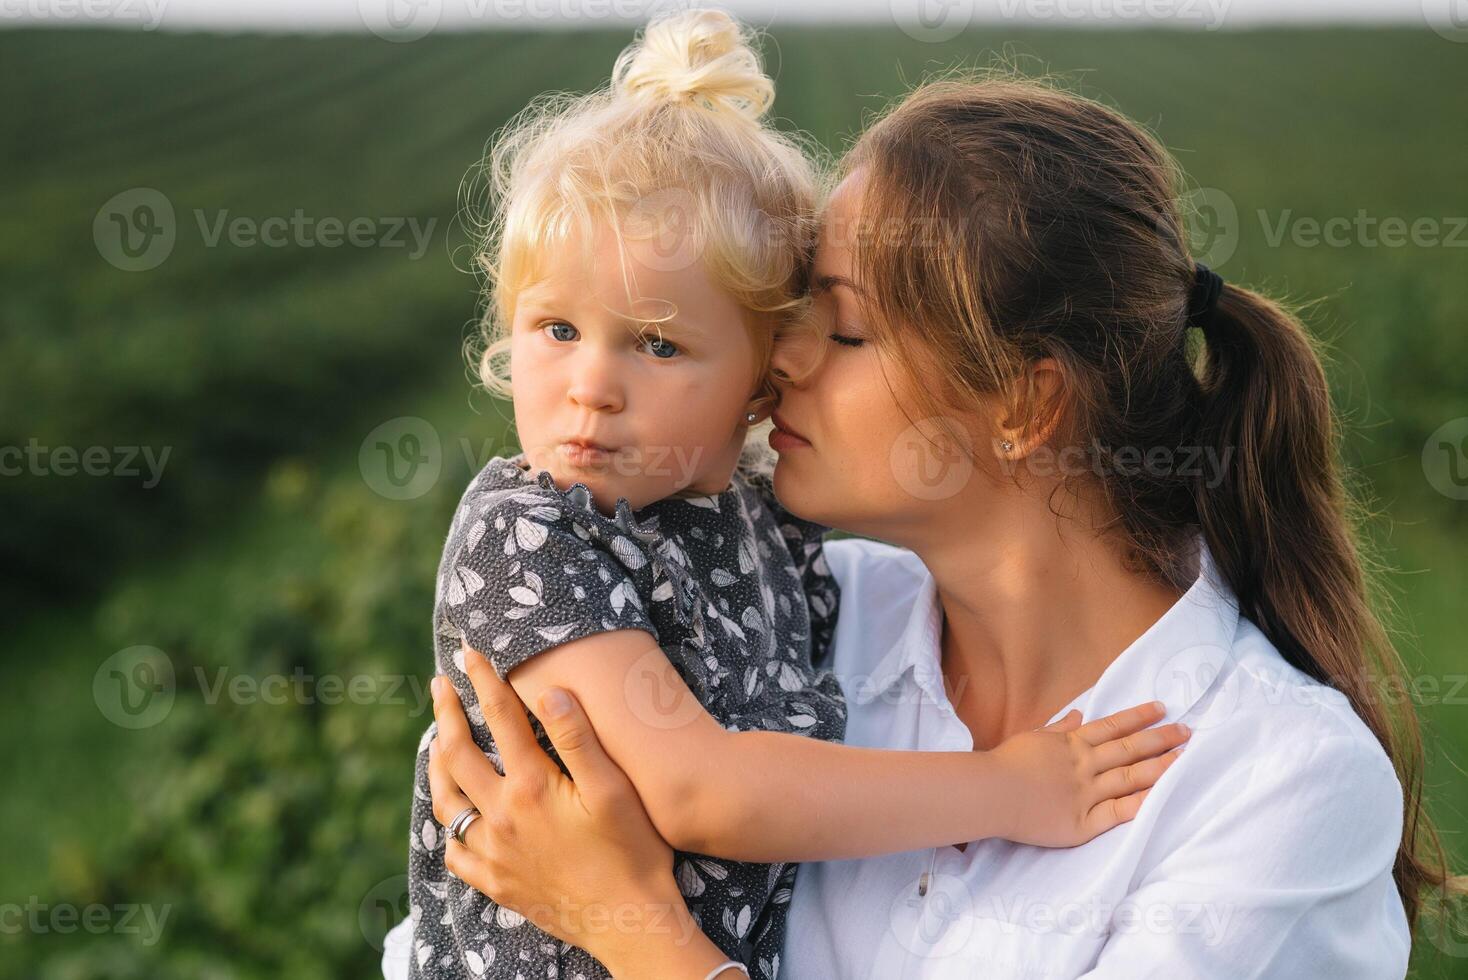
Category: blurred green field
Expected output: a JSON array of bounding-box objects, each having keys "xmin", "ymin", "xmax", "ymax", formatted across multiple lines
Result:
[{"xmin": 1, "ymin": 23, "xmax": 1465, "ymax": 979}]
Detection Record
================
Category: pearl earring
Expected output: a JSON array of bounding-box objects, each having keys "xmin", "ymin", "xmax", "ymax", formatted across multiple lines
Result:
[
  {"xmin": 746, "ymin": 412, "xmax": 758, "ymax": 424},
  {"xmin": 1000, "ymin": 439, "xmax": 1015, "ymax": 453}
]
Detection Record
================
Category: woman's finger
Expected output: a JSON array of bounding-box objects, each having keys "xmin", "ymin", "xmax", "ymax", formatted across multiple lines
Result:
[
  {"xmin": 431, "ymin": 675, "xmax": 504, "ymax": 811},
  {"xmin": 1091, "ymin": 747, "xmax": 1184, "ymax": 803},
  {"xmin": 462, "ymin": 641, "xmax": 551, "ymax": 778},
  {"xmin": 535, "ymin": 686, "xmax": 634, "ymax": 806},
  {"xmin": 427, "ymin": 736, "xmax": 478, "ymax": 829},
  {"xmin": 1072, "ymin": 700, "xmax": 1166, "ymax": 746},
  {"xmin": 1090, "ymin": 721, "xmax": 1190, "ymax": 772}
]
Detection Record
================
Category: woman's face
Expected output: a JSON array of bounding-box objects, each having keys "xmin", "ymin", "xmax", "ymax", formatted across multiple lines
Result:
[{"xmin": 769, "ymin": 171, "xmax": 993, "ymax": 542}]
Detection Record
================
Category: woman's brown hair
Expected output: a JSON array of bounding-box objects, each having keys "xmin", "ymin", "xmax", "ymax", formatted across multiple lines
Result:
[{"xmin": 839, "ymin": 73, "xmax": 1462, "ymax": 932}]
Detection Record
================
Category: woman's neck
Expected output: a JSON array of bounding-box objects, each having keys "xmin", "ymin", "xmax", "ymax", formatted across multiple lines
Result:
[{"xmin": 905, "ymin": 503, "xmax": 1183, "ymax": 751}]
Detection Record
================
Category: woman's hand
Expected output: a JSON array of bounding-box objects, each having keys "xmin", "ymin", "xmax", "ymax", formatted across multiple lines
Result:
[{"xmin": 427, "ymin": 641, "xmax": 738, "ymax": 977}]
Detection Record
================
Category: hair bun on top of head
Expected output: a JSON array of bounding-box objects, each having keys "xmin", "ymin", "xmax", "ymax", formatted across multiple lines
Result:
[{"xmin": 612, "ymin": 9, "xmax": 774, "ymax": 122}]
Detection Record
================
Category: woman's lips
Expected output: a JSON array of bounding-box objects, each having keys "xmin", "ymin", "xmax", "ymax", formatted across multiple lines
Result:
[{"xmin": 769, "ymin": 413, "xmax": 812, "ymax": 452}]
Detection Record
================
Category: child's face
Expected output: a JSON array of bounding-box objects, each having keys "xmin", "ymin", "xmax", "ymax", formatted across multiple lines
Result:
[{"xmin": 508, "ymin": 221, "xmax": 760, "ymax": 513}]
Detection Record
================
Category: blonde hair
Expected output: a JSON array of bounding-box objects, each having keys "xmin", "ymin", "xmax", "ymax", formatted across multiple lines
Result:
[{"xmin": 465, "ymin": 8, "xmax": 820, "ymax": 421}]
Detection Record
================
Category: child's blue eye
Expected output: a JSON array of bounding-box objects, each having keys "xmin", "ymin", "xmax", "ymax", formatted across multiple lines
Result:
[
  {"xmin": 643, "ymin": 336, "xmax": 680, "ymax": 359},
  {"xmin": 545, "ymin": 321, "xmax": 578, "ymax": 342}
]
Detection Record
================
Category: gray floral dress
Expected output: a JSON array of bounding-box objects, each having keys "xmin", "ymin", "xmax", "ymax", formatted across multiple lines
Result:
[{"xmin": 404, "ymin": 443, "xmax": 847, "ymax": 980}]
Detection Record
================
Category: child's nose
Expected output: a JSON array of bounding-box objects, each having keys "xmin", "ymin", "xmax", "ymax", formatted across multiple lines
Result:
[{"xmin": 566, "ymin": 355, "xmax": 624, "ymax": 413}]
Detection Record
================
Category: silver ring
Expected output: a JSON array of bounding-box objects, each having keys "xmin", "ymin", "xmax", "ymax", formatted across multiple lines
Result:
[{"xmin": 448, "ymin": 806, "xmax": 481, "ymax": 847}]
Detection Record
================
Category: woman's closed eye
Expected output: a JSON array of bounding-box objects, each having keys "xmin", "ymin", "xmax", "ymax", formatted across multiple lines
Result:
[{"xmin": 829, "ymin": 332, "xmax": 865, "ymax": 348}]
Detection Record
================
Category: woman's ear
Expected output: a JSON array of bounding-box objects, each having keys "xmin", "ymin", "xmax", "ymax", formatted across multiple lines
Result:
[{"xmin": 993, "ymin": 357, "xmax": 1068, "ymax": 459}]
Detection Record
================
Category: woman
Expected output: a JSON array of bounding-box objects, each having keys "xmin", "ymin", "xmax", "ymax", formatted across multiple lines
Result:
[{"xmin": 398, "ymin": 76, "xmax": 1457, "ymax": 977}]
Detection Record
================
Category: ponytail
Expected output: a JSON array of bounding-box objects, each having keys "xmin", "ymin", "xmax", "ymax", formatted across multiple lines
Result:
[{"xmin": 1192, "ymin": 281, "xmax": 1464, "ymax": 929}]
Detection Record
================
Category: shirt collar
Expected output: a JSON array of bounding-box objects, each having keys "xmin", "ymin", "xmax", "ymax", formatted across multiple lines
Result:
[{"xmin": 853, "ymin": 543, "xmax": 1241, "ymax": 727}]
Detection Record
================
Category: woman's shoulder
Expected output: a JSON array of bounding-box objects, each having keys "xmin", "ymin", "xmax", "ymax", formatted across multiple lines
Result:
[{"xmin": 1222, "ymin": 618, "xmax": 1400, "ymax": 776}]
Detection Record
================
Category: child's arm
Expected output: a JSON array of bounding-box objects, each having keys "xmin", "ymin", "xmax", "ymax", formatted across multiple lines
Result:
[{"xmin": 481, "ymin": 630, "xmax": 1190, "ymax": 864}]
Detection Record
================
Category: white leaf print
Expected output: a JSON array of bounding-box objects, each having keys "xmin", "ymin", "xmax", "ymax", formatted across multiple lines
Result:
[
  {"xmin": 738, "ymin": 537, "xmax": 757, "ymax": 574},
  {"xmin": 744, "ymin": 666, "xmax": 760, "ymax": 699},
  {"xmin": 453, "ymin": 646, "xmax": 466, "ymax": 673},
  {"xmin": 742, "ymin": 606, "xmax": 765, "ymax": 633},
  {"xmin": 468, "ymin": 609, "xmax": 488, "ymax": 630},
  {"xmin": 684, "ymin": 495, "xmax": 720, "ymax": 511},
  {"xmin": 777, "ymin": 662, "xmax": 805, "ymax": 692},
  {"xmin": 514, "ymin": 517, "xmax": 549, "ymax": 552},
  {"xmin": 421, "ymin": 820, "xmax": 438, "ymax": 851},
  {"xmin": 695, "ymin": 858, "xmax": 728, "ymax": 880},
  {"xmin": 467, "ymin": 519, "xmax": 487, "ymax": 553},
  {"xmin": 492, "ymin": 634, "xmax": 512, "ymax": 652},
  {"xmin": 787, "ymin": 713, "xmax": 817, "ymax": 729},
  {"xmin": 495, "ymin": 905, "xmax": 526, "ymax": 929},
  {"xmin": 508, "ymin": 587, "xmax": 540, "ymax": 606},
  {"xmin": 523, "ymin": 569, "xmax": 543, "ymax": 598},
  {"xmin": 526, "ymin": 504, "xmax": 561, "ymax": 521},
  {"xmin": 610, "ymin": 581, "xmax": 626, "ymax": 616},
  {"xmin": 415, "ymin": 941, "xmax": 433, "ymax": 968},
  {"xmin": 536, "ymin": 623, "xmax": 575, "ymax": 643},
  {"xmin": 573, "ymin": 585, "xmax": 586, "ymax": 600},
  {"xmin": 465, "ymin": 950, "xmax": 486, "ymax": 977},
  {"xmin": 504, "ymin": 607, "xmax": 531, "ymax": 620},
  {"xmin": 676, "ymin": 859, "xmax": 706, "ymax": 897},
  {"xmin": 447, "ymin": 565, "xmax": 485, "ymax": 606},
  {"xmin": 610, "ymin": 535, "xmax": 648, "ymax": 569},
  {"xmin": 710, "ymin": 568, "xmax": 737, "ymax": 587},
  {"xmin": 651, "ymin": 580, "xmax": 674, "ymax": 602},
  {"xmin": 722, "ymin": 905, "xmax": 752, "ymax": 939}
]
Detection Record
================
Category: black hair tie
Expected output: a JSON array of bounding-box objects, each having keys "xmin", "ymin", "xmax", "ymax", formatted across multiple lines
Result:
[{"xmin": 1187, "ymin": 262, "xmax": 1225, "ymax": 333}]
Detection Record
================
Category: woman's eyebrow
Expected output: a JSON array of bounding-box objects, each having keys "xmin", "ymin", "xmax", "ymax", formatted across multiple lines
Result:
[{"xmin": 814, "ymin": 273, "xmax": 862, "ymax": 295}]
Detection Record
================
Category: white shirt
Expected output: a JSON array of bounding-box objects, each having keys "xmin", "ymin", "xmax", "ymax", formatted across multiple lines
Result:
[
  {"xmin": 779, "ymin": 537, "xmax": 1411, "ymax": 979},
  {"xmin": 383, "ymin": 537, "xmax": 1412, "ymax": 980}
]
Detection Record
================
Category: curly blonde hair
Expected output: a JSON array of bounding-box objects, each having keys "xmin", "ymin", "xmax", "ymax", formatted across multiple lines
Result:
[{"xmin": 464, "ymin": 8, "xmax": 821, "ymax": 422}]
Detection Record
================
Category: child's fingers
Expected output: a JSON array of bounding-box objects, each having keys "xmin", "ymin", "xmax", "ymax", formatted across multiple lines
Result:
[
  {"xmin": 1072, "ymin": 700, "xmax": 1167, "ymax": 746},
  {"xmin": 1092, "ymin": 747, "xmax": 1184, "ymax": 804},
  {"xmin": 1084, "ymin": 786, "xmax": 1153, "ymax": 838},
  {"xmin": 1090, "ymin": 721, "xmax": 1190, "ymax": 773},
  {"xmin": 1040, "ymin": 708, "xmax": 1083, "ymax": 733}
]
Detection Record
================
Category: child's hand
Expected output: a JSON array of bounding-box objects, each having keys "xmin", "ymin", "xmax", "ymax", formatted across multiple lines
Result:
[{"xmin": 988, "ymin": 700, "xmax": 1189, "ymax": 847}]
